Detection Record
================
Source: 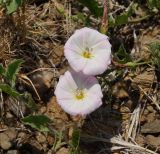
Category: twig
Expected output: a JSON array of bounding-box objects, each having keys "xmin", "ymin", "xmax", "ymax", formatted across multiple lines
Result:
[
  {"xmin": 19, "ymin": 74, "xmax": 41, "ymax": 100},
  {"xmin": 25, "ymin": 68, "xmax": 56, "ymax": 76}
]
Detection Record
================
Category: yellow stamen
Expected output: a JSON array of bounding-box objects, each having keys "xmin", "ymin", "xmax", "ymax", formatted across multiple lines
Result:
[
  {"xmin": 82, "ymin": 51, "xmax": 92, "ymax": 59},
  {"xmin": 75, "ymin": 89, "xmax": 85, "ymax": 100}
]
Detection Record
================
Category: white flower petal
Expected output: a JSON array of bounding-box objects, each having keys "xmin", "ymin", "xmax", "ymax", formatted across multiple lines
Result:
[
  {"xmin": 65, "ymin": 29, "xmax": 85, "ymax": 52},
  {"xmin": 77, "ymin": 27, "xmax": 108, "ymax": 48},
  {"xmin": 84, "ymin": 76, "xmax": 103, "ymax": 98},
  {"xmin": 64, "ymin": 49, "xmax": 87, "ymax": 72},
  {"xmin": 83, "ymin": 57, "xmax": 108, "ymax": 75}
]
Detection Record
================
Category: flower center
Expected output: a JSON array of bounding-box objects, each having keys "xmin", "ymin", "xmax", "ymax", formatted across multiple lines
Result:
[
  {"xmin": 81, "ymin": 47, "xmax": 92, "ymax": 59},
  {"xmin": 75, "ymin": 89, "xmax": 85, "ymax": 100}
]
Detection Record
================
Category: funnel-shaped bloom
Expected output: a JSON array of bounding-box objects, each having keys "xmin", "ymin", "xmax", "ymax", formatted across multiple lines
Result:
[
  {"xmin": 54, "ymin": 70, "xmax": 103, "ymax": 116},
  {"xmin": 64, "ymin": 27, "xmax": 111, "ymax": 75}
]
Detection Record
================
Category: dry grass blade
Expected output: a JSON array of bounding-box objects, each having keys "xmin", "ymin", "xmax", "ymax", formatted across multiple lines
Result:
[
  {"xmin": 127, "ymin": 103, "xmax": 141, "ymax": 140},
  {"xmin": 19, "ymin": 74, "xmax": 41, "ymax": 100},
  {"xmin": 81, "ymin": 135, "xmax": 158, "ymax": 154}
]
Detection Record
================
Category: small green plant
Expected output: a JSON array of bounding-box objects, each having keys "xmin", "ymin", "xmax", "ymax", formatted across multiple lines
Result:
[
  {"xmin": 0, "ymin": 0, "xmax": 23, "ymax": 14},
  {"xmin": 147, "ymin": 0, "xmax": 160, "ymax": 12},
  {"xmin": 149, "ymin": 42, "xmax": 160, "ymax": 68},
  {"xmin": 0, "ymin": 59, "xmax": 23, "ymax": 95},
  {"xmin": 0, "ymin": 59, "xmax": 36, "ymax": 110}
]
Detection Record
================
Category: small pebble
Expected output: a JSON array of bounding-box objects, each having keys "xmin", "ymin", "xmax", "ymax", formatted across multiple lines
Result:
[
  {"xmin": 5, "ymin": 128, "xmax": 17, "ymax": 140},
  {"xmin": 47, "ymin": 135, "xmax": 54, "ymax": 146},
  {"xmin": 56, "ymin": 147, "xmax": 69, "ymax": 154},
  {"xmin": 36, "ymin": 133, "xmax": 46, "ymax": 143},
  {"xmin": 147, "ymin": 106, "xmax": 154, "ymax": 112},
  {"xmin": 7, "ymin": 150, "xmax": 19, "ymax": 154},
  {"xmin": 0, "ymin": 133, "xmax": 12, "ymax": 150}
]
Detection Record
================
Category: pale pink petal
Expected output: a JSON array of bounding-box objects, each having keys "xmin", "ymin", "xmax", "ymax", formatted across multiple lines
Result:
[
  {"xmin": 83, "ymin": 57, "xmax": 107, "ymax": 75},
  {"xmin": 65, "ymin": 29, "xmax": 85, "ymax": 52},
  {"xmin": 79, "ymin": 27, "xmax": 109, "ymax": 48},
  {"xmin": 70, "ymin": 97, "xmax": 102, "ymax": 116},
  {"xmin": 58, "ymin": 97, "xmax": 102, "ymax": 116},
  {"xmin": 64, "ymin": 49, "xmax": 87, "ymax": 72},
  {"xmin": 55, "ymin": 71, "xmax": 77, "ymax": 100},
  {"xmin": 91, "ymin": 38, "xmax": 111, "ymax": 51},
  {"xmin": 84, "ymin": 76, "xmax": 103, "ymax": 98}
]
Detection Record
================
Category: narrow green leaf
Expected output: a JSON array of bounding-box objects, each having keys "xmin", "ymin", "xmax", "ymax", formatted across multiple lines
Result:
[
  {"xmin": 78, "ymin": 0, "xmax": 103, "ymax": 17},
  {"xmin": 0, "ymin": 64, "xmax": 5, "ymax": 76},
  {"xmin": 22, "ymin": 115, "xmax": 51, "ymax": 132},
  {"xmin": 6, "ymin": 0, "xmax": 22, "ymax": 14},
  {"xmin": 5, "ymin": 59, "xmax": 23, "ymax": 87},
  {"xmin": 72, "ymin": 129, "xmax": 80, "ymax": 149},
  {"xmin": 0, "ymin": 83, "xmax": 21, "ymax": 98}
]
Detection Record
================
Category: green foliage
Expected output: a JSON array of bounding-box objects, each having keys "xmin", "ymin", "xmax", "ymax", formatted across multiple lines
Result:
[
  {"xmin": 0, "ymin": 83, "xmax": 21, "ymax": 98},
  {"xmin": 0, "ymin": 60, "xmax": 23, "ymax": 98},
  {"xmin": 149, "ymin": 42, "xmax": 160, "ymax": 67},
  {"xmin": 0, "ymin": 64, "xmax": 5, "ymax": 76},
  {"xmin": 114, "ymin": 44, "xmax": 132, "ymax": 64},
  {"xmin": 22, "ymin": 115, "xmax": 51, "ymax": 132},
  {"xmin": 71, "ymin": 129, "xmax": 80, "ymax": 149},
  {"xmin": 69, "ymin": 129, "xmax": 82, "ymax": 154},
  {"xmin": 5, "ymin": 59, "xmax": 23, "ymax": 87},
  {"xmin": 52, "ymin": 131, "xmax": 66, "ymax": 151},
  {"xmin": 109, "ymin": 3, "xmax": 137, "ymax": 27},
  {"xmin": 0, "ymin": 59, "xmax": 37, "ymax": 111},
  {"xmin": 147, "ymin": 0, "xmax": 160, "ymax": 11},
  {"xmin": 78, "ymin": 0, "xmax": 103, "ymax": 18},
  {"xmin": 20, "ymin": 92, "xmax": 37, "ymax": 111},
  {"xmin": 0, "ymin": 0, "xmax": 23, "ymax": 14}
]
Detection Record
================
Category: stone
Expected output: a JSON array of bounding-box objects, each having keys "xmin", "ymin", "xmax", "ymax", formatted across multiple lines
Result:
[
  {"xmin": 146, "ymin": 135, "xmax": 160, "ymax": 147},
  {"xmin": 0, "ymin": 133, "xmax": 12, "ymax": 150},
  {"xmin": 147, "ymin": 105, "xmax": 154, "ymax": 112},
  {"xmin": 7, "ymin": 150, "xmax": 19, "ymax": 154},
  {"xmin": 36, "ymin": 133, "xmax": 46, "ymax": 143},
  {"xmin": 5, "ymin": 128, "xmax": 17, "ymax": 140},
  {"xmin": 56, "ymin": 147, "xmax": 69, "ymax": 154},
  {"xmin": 141, "ymin": 119, "xmax": 160, "ymax": 133}
]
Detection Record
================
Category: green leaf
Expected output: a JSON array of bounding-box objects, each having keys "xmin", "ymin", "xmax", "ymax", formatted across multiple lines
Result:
[
  {"xmin": 22, "ymin": 115, "xmax": 51, "ymax": 132},
  {"xmin": 78, "ymin": 0, "xmax": 103, "ymax": 17},
  {"xmin": 0, "ymin": 64, "xmax": 5, "ymax": 76},
  {"xmin": 5, "ymin": 59, "xmax": 23, "ymax": 87},
  {"xmin": 114, "ymin": 44, "xmax": 132, "ymax": 64},
  {"xmin": 20, "ymin": 92, "xmax": 37, "ymax": 112},
  {"xmin": 71, "ymin": 129, "xmax": 80, "ymax": 149},
  {"xmin": 115, "ymin": 14, "xmax": 128, "ymax": 26},
  {"xmin": 0, "ymin": 83, "xmax": 21, "ymax": 98},
  {"xmin": 6, "ymin": 0, "xmax": 22, "ymax": 14}
]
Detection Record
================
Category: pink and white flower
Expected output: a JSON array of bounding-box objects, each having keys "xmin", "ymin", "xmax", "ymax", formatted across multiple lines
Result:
[
  {"xmin": 54, "ymin": 70, "xmax": 103, "ymax": 116},
  {"xmin": 64, "ymin": 27, "xmax": 111, "ymax": 75}
]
